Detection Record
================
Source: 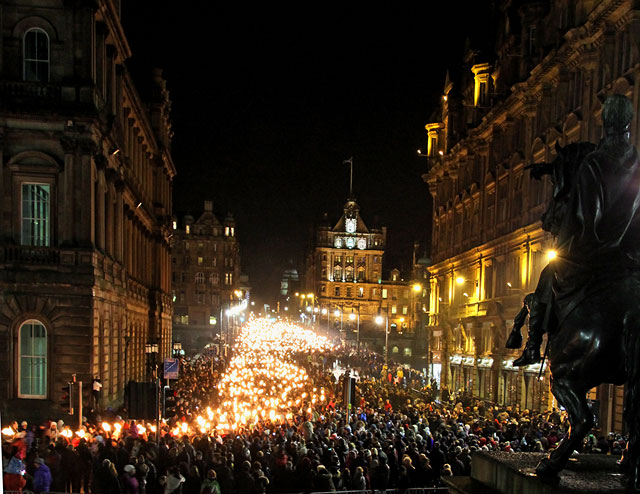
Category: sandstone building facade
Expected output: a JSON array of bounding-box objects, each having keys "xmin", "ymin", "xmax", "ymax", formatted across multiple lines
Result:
[
  {"xmin": 305, "ymin": 199, "xmax": 428, "ymax": 365},
  {"xmin": 423, "ymin": 0, "xmax": 640, "ymax": 432},
  {"xmin": 0, "ymin": 0, "xmax": 175, "ymax": 418},
  {"xmin": 170, "ymin": 202, "xmax": 242, "ymax": 355}
]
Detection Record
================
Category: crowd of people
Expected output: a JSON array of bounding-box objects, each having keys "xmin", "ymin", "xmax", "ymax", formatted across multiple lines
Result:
[{"xmin": 1, "ymin": 344, "xmax": 627, "ymax": 494}]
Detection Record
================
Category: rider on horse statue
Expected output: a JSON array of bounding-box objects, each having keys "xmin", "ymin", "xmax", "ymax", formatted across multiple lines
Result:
[{"xmin": 507, "ymin": 94, "xmax": 639, "ymax": 367}]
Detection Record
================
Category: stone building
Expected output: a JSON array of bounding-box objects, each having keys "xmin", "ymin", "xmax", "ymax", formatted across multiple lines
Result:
[
  {"xmin": 170, "ymin": 202, "xmax": 242, "ymax": 355},
  {"xmin": 422, "ymin": 0, "xmax": 640, "ymax": 432},
  {"xmin": 304, "ymin": 198, "xmax": 427, "ymax": 365},
  {"xmin": 0, "ymin": 0, "xmax": 175, "ymax": 419}
]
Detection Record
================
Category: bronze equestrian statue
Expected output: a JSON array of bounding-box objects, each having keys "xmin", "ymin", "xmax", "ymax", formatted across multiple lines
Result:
[
  {"xmin": 509, "ymin": 95, "xmax": 640, "ymax": 491},
  {"xmin": 506, "ymin": 141, "xmax": 595, "ymax": 366}
]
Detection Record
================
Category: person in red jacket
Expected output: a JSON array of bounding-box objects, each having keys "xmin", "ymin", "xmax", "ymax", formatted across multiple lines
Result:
[{"xmin": 3, "ymin": 450, "xmax": 27, "ymax": 493}]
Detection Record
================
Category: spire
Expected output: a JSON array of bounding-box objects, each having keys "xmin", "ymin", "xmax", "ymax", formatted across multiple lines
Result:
[{"xmin": 343, "ymin": 157, "xmax": 354, "ymax": 198}]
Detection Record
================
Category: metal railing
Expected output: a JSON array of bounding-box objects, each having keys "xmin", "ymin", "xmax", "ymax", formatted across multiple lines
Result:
[{"xmin": 274, "ymin": 489, "xmax": 448, "ymax": 494}]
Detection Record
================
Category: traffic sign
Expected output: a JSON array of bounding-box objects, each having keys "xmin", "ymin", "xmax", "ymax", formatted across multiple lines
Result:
[{"xmin": 163, "ymin": 358, "xmax": 179, "ymax": 379}]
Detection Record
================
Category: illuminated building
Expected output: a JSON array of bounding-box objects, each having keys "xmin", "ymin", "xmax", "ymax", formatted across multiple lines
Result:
[
  {"xmin": 0, "ymin": 0, "xmax": 174, "ymax": 417},
  {"xmin": 423, "ymin": 0, "xmax": 633, "ymax": 432},
  {"xmin": 304, "ymin": 198, "xmax": 427, "ymax": 364},
  {"xmin": 170, "ymin": 201, "xmax": 243, "ymax": 354}
]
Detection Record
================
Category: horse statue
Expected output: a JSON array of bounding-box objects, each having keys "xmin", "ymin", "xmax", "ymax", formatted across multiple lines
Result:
[{"xmin": 518, "ymin": 96, "xmax": 640, "ymax": 493}]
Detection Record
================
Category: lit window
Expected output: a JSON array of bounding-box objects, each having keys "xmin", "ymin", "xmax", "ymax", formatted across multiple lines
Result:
[
  {"xmin": 23, "ymin": 28, "xmax": 49, "ymax": 82},
  {"xmin": 392, "ymin": 346, "xmax": 399, "ymax": 354},
  {"xmin": 195, "ymin": 272, "xmax": 204, "ymax": 284},
  {"xmin": 186, "ymin": 225, "xmax": 191, "ymax": 234},
  {"xmin": 21, "ymin": 183, "xmax": 50, "ymax": 246},
  {"xmin": 231, "ymin": 227, "xmax": 235, "ymax": 236},
  {"xmin": 209, "ymin": 316, "xmax": 217, "ymax": 326},
  {"xmin": 382, "ymin": 289, "xmax": 388, "ymax": 299},
  {"xmin": 358, "ymin": 287, "xmax": 364, "ymax": 297},
  {"xmin": 404, "ymin": 347, "xmax": 412, "ymax": 357},
  {"xmin": 197, "ymin": 257, "xmax": 203, "ymax": 265},
  {"xmin": 402, "ymin": 306, "xmax": 408, "ymax": 315},
  {"xmin": 19, "ymin": 320, "xmax": 47, "ymax": 398},
  {"xmin": 391, "ymin": 305, "xmax": 397, "ymax": 314},
  {"xmin": 225, "ymin": 273, "xmax": 233, "ymax": 285},
  {"xmin": 172, "ymin": 221, "xmax": 177, "ymax": 230},
  {"xmin": 225, "ymin": 227, "xmax": 230, "ymax": 236}
]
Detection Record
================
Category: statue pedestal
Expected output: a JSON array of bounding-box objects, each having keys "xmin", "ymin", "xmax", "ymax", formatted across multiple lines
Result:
[{"xmin": 443, "ymin": 451, "xmax": 626, "ymax": 494}]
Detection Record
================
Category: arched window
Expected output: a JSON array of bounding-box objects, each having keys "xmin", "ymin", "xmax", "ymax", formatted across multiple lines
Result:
[
  {"xmin": 209, "ymin": 273, "xmax": 219, "ymax": 285},
  {"xmin": 195, "ymin": 272, "xmax": 204, "ymax": 284},
  {"xmin": 19, "ymin": 320, "xmax": 47, "ymax": 398},
  {"xmin": 391, "ymin": 345, "xmax": 400, "ymax": 354},
  {"xmin": 23, "ymin": 28, "xmax": 50, "ymax": 82}
]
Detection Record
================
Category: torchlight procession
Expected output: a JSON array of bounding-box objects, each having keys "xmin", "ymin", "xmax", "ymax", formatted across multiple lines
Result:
[{"xmin": 192, "ymin": 317, "xmax": 333, "ymax": 434}]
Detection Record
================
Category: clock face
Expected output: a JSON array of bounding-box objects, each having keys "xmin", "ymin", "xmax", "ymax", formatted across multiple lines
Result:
[
  {"xmin": 346, "ymin": 237, "xmax": 355, "ymax": 249},
  {"xmin": 357, "ymin": 238, "xmax": 366, "ymax": 250},
  {"xmin": 334, "ymin": 237, "xmax": 343, "ymax": 248},
  {"xmin": 346, "ymin": 218, "xmax": 357, "ymax": 233}
]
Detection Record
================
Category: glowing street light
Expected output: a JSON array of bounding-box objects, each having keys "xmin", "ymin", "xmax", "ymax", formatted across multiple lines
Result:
[
  {"xmin": 376, "ymin": 313, "xmax": 390, "ymax": 367},
  {"xmin": 547, "ymin": 250, "xmax": 557, "ymax": 261}
]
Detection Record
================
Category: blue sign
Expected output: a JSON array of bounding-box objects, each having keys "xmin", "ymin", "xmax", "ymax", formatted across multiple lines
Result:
[{"xmin": 163, "ymin": 358, "xmax": 179, "ymax": 379}]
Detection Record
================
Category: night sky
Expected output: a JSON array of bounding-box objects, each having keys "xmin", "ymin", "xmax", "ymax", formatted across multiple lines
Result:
[{"xmin": 122, "ymin": 2, "xmax": 492, "ymax": 302}]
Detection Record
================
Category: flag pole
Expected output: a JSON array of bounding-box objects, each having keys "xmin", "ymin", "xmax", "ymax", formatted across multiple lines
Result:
[{"xmin": 344, "ymin": 157, "xmax": 354, "ymax": 197}]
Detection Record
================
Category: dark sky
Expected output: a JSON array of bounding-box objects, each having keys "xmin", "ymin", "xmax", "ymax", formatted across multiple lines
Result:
[{"xmin": 122, "ymin": 2, "xmax": 492, "ymax": 302}]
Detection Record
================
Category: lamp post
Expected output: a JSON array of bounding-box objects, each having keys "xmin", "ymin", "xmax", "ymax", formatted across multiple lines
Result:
[
  {"xmin": 376, "ymin": 312, "xmax": 389, "ymax": 368},
  {"xmin": 349, "ymin": 306, "xmax": 360, "ymax": 353},
  {"xmin": 172, "ymin": 341, "xmax": 182, "ymax": 358},
  {"xmin": 321, "ymin": 307, "xmax": 329, "ymax": 334},
  {"xmin": 144, "ymin": 342, "xmax": 160, "ymax": 442}
]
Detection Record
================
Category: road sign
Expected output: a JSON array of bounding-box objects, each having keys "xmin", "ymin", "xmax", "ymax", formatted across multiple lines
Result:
[{"xmin": 163, "ymin": 358, "xmax": 179, "ymax": 380}]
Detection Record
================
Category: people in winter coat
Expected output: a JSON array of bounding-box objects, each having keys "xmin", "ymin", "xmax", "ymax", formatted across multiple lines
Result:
[
  {"xmin": 122, "ymin": 464, "xmax": 140, "ymax": 494},
  {"xmin": 314, "ymin": 465, "xmax": 335, "ymax": 492},
  {"xmin": 33, "ymin": 457, "xmax": 52, "ymax": 494},
  {"xmin": 3, "ymin": 454, "xmax": 27, "ymax": 493},
  {"xmin": 92, "ymin": 459, "xmax": 121, "ymax": 494},
  {"xmin": 164, "ymin": 466, "xmax": 185, "ymax": 494},
  {"xmin": 200, "ymin": 469, "xmax": 221, "ymax": 494}
]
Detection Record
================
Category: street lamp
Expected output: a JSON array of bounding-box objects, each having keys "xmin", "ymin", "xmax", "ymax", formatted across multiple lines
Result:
[
  {"xmin": 350, "ymin": 307, "xmax": 360, "ymax": 353},
  {"xmin": 172, "ymin": 342, "xmax": 182, "ymax": 357},
  {"xmin": 376, "ymin": 312, "xmax": 389, "ymax": 367},
  {"xmin": 145, "ymin": 342, "xmax": 159, "ymax": 379}
]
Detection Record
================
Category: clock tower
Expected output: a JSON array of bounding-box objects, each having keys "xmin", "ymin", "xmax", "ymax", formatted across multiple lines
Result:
[{"xmin": 304, "ymin": 197, "xmax": 387, "ymax": 345}]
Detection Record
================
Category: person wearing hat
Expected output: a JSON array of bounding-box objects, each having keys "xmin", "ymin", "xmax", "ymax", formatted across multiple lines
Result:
[
  {"xmin": 3, "ymin": 448, "xmax": 27, "ymax": 493},
  {"xmin": 121, "ymin": 464, "xmax": 139, "ymax": 494},
  {"xmin": 33, "ymin": 457, "xmax": 52, "ymax": 494}
]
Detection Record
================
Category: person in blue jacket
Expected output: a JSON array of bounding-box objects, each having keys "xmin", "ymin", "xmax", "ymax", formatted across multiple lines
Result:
[{"xmin": 33, "ymin": 457, "xmax": 52, "ymax": 494}]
